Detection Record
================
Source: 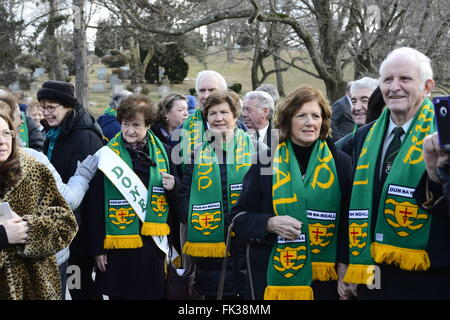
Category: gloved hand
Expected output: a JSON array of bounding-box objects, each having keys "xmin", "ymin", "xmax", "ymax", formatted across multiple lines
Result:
[{"xmin": 74, "ymin": 154, "xmax": 98, "ymax": 182}]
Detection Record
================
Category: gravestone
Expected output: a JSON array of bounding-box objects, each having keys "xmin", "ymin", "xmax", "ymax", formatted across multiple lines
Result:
[
  {"xmin": 112, "ymin": 84, "xmax": 124, "ymax": 95},
  {"xmin": 158, "ymin": 85, "xmax": 170, "ymax": 98},
  {"xmin": 119, "ymin": 66, "xmax": 130, "ymax": 79},
  {"xmin": 110, "ymin": 74, "xmax": 122, "ymax": 85},
  {"xmin": 134, "ymin": 86, "xmax": 142, "ymax": 94},
  {"xmin": 8, "ymin": 81, "xmax": 20, "ymax": 92},
  {"xmin": 33, "ymin": 67, "xmax": 45, "ymax": 79},
  {"xmin": 93, "ymin": 82, "xmax": 106, "ymax": 92},
  {"xmin": 97, "ymin": 67, "xmax": 107, "ymax": 80}
]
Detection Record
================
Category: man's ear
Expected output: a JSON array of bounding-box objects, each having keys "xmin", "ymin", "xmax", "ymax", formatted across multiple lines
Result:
[{"xmin": 424, "ymin": 79, "xmax": 435, "ymax": 94}]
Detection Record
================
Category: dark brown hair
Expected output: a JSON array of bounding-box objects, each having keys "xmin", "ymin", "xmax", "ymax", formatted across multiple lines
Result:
[
  {"xmin": 0, "ymin": 111, "xmax": 21, "ymax": 193},
  {"xmin": 117, "ymin": 94, "xmax": 155, "ymax": 126},
  {"xmin": 274, "ymin": 86, "xmax": 331, "ymax": 142},
  {"xmin": 202, "ymin": 90, "xmax": 241, "ymax": 120},
  {"xmin": 155, "ymin": 93, "xmax": 187, "ymax": 125}
]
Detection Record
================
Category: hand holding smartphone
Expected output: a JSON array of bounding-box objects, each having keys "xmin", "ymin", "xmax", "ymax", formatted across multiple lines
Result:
[
  {"xmin": 0, "ymin": 202, "xmax": 13, "ymax": 223},
  {"xmin": 433, "ymin": 95, "xmax": 450, "ymax": 150}
]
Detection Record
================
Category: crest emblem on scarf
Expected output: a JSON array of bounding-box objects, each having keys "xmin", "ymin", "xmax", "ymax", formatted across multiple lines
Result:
[
  {"xmin": 191, "ymin": 210, "xmax": 222, "ymax": 236},
  {"xmin": 151, "ymin": 194, "xmax": 168, "ymax": 216},
  {"xmin": 108, "ymin": 207, "xmax": 136, "ymax": 230},
  {"xmin": 273, "ymin": 244, "xmax": 307, "ymax": 278},
  {"xmin": 348, "ymin": 222, "xmax": 368, "ymax": 256},
  {"xmin": 309, "ymin": 223, "xmax": 335, "ymax": 253},
  {"xmin": 384, "ymin": 199, "xmax": 429, "ymax": 237}
]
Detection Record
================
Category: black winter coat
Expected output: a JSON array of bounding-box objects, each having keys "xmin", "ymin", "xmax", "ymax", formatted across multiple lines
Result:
[
  {"xmin": 179, "ymin": 143, "xmax": 256, "ymax": 298},
  {"xmin": 351, "ymin": 122, "xmax": 450, "ymax": 299},
  {"xmin": 86, "ymin": 142, "xmax": 180, "ymax": 299},
  {"xmin": 26, "ymin": 116, "xmax": 45, "ymax": 152},
  {"xmin": 42, "ymin": 103, "xmax": 104, "ymax": 254},
  {"xmin": 230, "ymin": 138, "xmax": 353, "ymax": 300}
]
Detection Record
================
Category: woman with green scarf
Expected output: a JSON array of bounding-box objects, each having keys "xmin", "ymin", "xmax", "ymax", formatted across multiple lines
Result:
[
  {"xmin": 87, "ymin": 94, "xmax": 181, "ymax": 299},
  {"xmin": 179, "ymin": 91, "xmax": 266, "ymax": 299},
  {"xmin": 231, "ymin": 86, "xmax": 353, "ymax": 300}
]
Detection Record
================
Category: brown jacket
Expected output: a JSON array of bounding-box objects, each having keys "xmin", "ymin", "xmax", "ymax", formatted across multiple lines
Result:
[{"xmin": 0, "ymin": 151, "xmax": 78, "ymax": 300}]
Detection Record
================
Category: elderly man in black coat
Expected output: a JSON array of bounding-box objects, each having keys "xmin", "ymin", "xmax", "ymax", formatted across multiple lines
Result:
[{"xmin": 347, "ymin": 47, "xmax": 450, "ymax": 300}]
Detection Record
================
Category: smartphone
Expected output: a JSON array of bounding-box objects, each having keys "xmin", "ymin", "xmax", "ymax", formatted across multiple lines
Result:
[
  {"xmin": 0, "ymin": 202, "xmax": 13, "ymax": 223},
  {"xmin": 433, "ymin": 96, "xmax": 450, "ymax": 147}
]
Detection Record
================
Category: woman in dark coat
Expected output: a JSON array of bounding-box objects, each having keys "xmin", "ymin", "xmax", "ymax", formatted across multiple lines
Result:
[
  {"xmin": 87, "ymin": 94, "xmax": 180, "ymax": 300},
  {"xmin": 151, "ymin": 93, "xmax": 189, "ymax": 144},
  {"xmin": 37, "ymin": 81, "xmax": 104, "ymax": 300},
  {"xmin": 231, "ymin": 86, "xmax": 353, "ymax": 300},
  {"xmin": 178, "ymin": 91, "xmax": 264, "ymax": 299}
]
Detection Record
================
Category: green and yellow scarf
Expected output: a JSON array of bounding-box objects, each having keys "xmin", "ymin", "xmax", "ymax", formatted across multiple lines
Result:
[
  {"xmin": 104, "ymin": 106, "xmax": 117, "ymax": 117},
  {"xmin": 179, "ymin": 109, "xmax": 206, "ymax": 171},
  {"xmin": 183, "ymin": 129, "xmax": 254, "ymax": 257},
  {"xmin": 265, "ymin": 139, "xmax": 341, "ymax": 300},
  {"xmin": 344, "ymin": 98, "xmax": 436, "ymax": 284},
  {"xmin": 103, "ymin": 130, "xmax": 170, "ymax": 249},
  {"xmin": 19, "ymin": 112, "xmax": 29, "ymax": 147}
]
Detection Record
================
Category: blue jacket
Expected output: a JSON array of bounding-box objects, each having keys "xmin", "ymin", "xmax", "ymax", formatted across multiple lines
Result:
[{"xmin": 97, "ymin": 113, "xmax": 121, "ymax": 143}]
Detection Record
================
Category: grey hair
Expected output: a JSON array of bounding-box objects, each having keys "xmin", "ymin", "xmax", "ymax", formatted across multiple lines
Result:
[
  {"xmin": 379, "ymin": 47, "xmax": 433, "ymax": 90},
  {"xmin": 195, "ymin": 70, "xmax": 228, "ymax": 94},
  {"xmin": 244, "ymin": 90, "xmax": 275, "ymax": 119},
  {"xmin": 255, "ymin": 83, "xmax": 280, "ymax": 105},
  {"xmin": 350, "ymin": 77, "xmax": 379, "ymax": 95},
  {"xmin": 110, "ymin": 90, "xmax": 133, "ymax": 109}
]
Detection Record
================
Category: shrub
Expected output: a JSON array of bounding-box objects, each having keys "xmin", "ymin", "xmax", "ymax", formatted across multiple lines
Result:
[{"xmin": 102, "ymin": 52, "xmax": 128, "ymax": 68}]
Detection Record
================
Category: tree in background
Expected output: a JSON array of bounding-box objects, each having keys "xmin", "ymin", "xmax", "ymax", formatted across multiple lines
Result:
[
  {"xmin": 0, "ymin": 1, "xmax": 23, "ymax": 87},
  {"xmin": 144, "ymin": 43, "xmax": 189, "ymax": 84},
  {"xmin": 100, "ymin": 0, "xmax": 449, "ymax": 102}
]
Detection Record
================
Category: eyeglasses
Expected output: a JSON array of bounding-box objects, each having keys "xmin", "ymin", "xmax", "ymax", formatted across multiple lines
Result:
[
  {"xmin": 39, "ymin": 103, "xmax": 62, "ymax": 113},
  {"xmin": 0, "ymin": 130, "xmax": 15, "ymax": 140}
]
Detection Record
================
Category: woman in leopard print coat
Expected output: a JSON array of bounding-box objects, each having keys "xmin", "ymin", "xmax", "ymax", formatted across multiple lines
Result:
[{"xmin": 0, "ymin": 112, "xmax": 78, "ymax": 299}]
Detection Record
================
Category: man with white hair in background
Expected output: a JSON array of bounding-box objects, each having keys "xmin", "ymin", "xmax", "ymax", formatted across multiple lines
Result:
[
  {"xmin": 336, "ymin": 77, "xmax": 378, "ymax": 154},
  {"xmin": 242, "ymin": 90, "xmax": 275, "ymax": 150},
  {"xmin": 331, "ymin": 81, "xmax": 354, "ymax": 142},
  {"xmin": 343, "ymin": 47, "xmax": 450, "ymax": 300},
  {"xmin": 170, "ymin": 70, "xmax": 247, "ymax": 167}
]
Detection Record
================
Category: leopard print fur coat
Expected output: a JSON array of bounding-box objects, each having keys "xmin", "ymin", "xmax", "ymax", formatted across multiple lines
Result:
[{"xmin": 0, "ymin": 150, "xmax": 78, "ymax": 299}]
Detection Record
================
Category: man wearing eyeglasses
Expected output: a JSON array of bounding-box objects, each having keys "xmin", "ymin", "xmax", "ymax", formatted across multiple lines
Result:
[{"xmin": 37, "ymin": 80, "xmax": 104, "ymax": 300}]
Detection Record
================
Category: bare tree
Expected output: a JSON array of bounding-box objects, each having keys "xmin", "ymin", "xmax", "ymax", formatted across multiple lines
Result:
[
  {"xmin": 97, "ymin": 0, "xmax": 450, "ymax": 100},
  {"xmin": 73, "ymin": 0, "xmax": 89, "ymax": 108}
]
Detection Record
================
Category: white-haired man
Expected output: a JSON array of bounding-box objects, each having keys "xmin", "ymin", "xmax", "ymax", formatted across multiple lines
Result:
[
  {"xmin": 343, "ymin": 47, "xmax": 450, "ymax": 299},
  {"xmin": 242, "ymin": 90, "xmax": 274, "ymax": 148},
  {"xmin": 195, "ymin": 70, "xmax": 228, "ymax": 109},
  {"xmin": 170, "ymin": 70, "xmax": 247, "ymax": 168},
  {"xmin": 331, "ymin": 82, "xmax": 354, "ymax": 142},
  {"xmin": 336, "ymin": 77, "xmax": 379, "ymax": 153}
]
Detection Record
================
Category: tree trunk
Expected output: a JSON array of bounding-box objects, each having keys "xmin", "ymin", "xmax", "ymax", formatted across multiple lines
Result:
[
  {"xmin": 251, "ymin": 23, "xmax": 262, "ymax": 89},
  {"xmin": 128, "ymin": 34, "xmax": 142, "ymax": 84},
  {"xmin": 46, "ymin": 0, "xmax": 65, "ymax": 81},
  {"xmin": 73, "ymin": 0, "xmax": 89, "ymax": 108},
  {"xmin": 273, "ymin": 48, "xmax": 285, "ymax": 97}
]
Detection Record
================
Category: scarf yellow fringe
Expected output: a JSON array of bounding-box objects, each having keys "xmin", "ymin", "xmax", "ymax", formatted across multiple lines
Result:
[
  {"xmin": 371, "ymin": 242, "xmax": 430, "ymax": 271},
  {"xmin": 342, "ymin": 264, "xmax": 373, "ymax": 284},
  {"xmin": 141, "ymin": 222, "xmax": 170, "ymax": 236},
  {"xmin": 264, "ymin": 286, "xmax": 314, "ymax": 300},
  {"xmin": 104, "ymin": 235, "xmax": 143, "ymax": 249},
  {"xmin": 182, "ymin": 241, "xmax": 227, "ymax": 257},
  {"xmin": 312, "ymin": 262, "xmax": 338, "ymax": 281}
]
